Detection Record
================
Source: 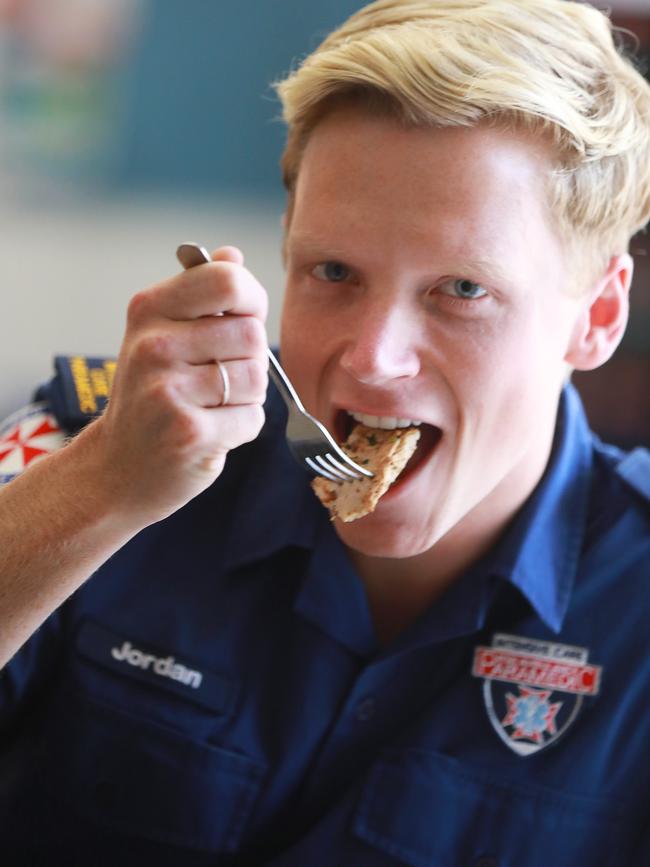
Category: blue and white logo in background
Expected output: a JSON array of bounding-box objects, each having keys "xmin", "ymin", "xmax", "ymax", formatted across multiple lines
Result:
[{"xmin": 0, "ymin": 402, "xmax": 66, "ymax": 485}]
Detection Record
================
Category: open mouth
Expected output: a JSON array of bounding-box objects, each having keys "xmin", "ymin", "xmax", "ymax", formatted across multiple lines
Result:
[{"xmin": 334, "ymin": 409, "xmax": 443, "ymax": 483}]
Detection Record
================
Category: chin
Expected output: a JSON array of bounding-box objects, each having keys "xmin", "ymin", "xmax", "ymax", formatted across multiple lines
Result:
[{"xmin": 333, "ymin": 511, "xmax": 443, "ymax": 559}]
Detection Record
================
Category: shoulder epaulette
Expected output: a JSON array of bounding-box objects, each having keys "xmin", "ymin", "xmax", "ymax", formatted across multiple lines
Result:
[
  {"xmin": 615, "ymin": 448, "xmax": 650, "ymax": 504},
  {"xmin": 34, "ymin": 355, "xmax": 117, "ymax": 435}
]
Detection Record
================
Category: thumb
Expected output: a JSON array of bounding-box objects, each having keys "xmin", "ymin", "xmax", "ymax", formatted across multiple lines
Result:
[{"xmin": 211, "ymin": 245, "xmax": 245, "ymax": 266}]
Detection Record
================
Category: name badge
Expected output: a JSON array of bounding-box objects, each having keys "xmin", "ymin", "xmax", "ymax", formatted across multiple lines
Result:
[{"xmin": 76, "ymin": 620, "xmax": 236, "ymax": 714}]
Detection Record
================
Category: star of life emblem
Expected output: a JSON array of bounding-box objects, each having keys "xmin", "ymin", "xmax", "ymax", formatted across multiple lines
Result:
[
  {"xmin": 472, "ymin": 633, "xmax": 602, "ymax": 756},
  {"xmin": 0, "ymin": 402, "xmax": 66, "ymax": 485}
]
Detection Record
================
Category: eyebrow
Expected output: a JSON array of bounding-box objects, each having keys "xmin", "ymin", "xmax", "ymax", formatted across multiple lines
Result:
[
  {"xmin": 285, "ymin": 233, "xmax": 350, "ymax": 258},
  {"xmin": 455, "ymin": 257, "xmax": 510, "ymax": 287}
]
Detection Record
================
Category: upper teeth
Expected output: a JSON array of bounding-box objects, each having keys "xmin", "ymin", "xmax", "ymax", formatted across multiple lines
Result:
[{"xmin": 349, "ymin": 411, "xmax": 422, "ymax": 430}]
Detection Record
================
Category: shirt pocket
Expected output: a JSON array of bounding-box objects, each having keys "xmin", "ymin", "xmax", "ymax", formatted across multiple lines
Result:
[
  {"xmin": 36, "ymin": 693, "xmax": 266, "ymax": 855},
  {"xmin": 350, "ymin": 748, "xmax": 628, "ymax": 867}
]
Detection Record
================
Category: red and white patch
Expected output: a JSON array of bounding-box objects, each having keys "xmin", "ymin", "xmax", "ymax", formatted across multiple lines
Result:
[
  {"xmin": 472, "ymin": 633, "xmax": 602, "ymax": 756},
  {"xmin": 0, "ymin": 402, "xmax": 66, "ymax": 484}
]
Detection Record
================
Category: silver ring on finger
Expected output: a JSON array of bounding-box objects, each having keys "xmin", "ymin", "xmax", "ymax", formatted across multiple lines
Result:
[{"xmin": 217, "ymin": 360, "xmax": 230, "ymax": 407}]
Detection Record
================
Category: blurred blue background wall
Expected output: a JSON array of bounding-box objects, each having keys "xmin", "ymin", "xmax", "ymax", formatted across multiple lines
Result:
[
  {"xmin": 116, "ymin": 0, "xmax": 366, "ymax": 198},
  {"xmin": 1, "ymin": 0, "xmax": 370, "ymax": 201}
]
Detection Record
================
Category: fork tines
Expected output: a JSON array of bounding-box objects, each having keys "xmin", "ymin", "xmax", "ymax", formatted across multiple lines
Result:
[{"xmin": 307, "ymin": 453, "xmax": 367, "ymax": 482}]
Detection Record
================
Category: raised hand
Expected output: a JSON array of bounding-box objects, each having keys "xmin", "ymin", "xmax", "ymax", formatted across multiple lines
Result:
[{"xmin": 93, "ymin": 245, "xmax": 268, "ymax": 525}]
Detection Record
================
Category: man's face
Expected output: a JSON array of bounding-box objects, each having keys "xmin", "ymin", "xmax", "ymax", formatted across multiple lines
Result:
[{"xmin": 280, "ymin": 110, "xmax": 588, "ymax": 558}]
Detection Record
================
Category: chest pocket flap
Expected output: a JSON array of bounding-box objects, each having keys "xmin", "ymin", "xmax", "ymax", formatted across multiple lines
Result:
[
  {"xmin": 352, "ymin": 748, "xmax": 628, "ymax": 867},
  {"xmin": 37, "ymin": 694, "xmax": 266, "ymax": 855}
]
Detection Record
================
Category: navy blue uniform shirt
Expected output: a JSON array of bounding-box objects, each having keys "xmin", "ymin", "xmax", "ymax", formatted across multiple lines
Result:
[{"xmin": 1, "ymin": 383, "xmax": 649, "ymax": 866}]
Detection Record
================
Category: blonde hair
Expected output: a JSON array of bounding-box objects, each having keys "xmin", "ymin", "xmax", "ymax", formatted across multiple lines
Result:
[{"xmin": 275, "ymin": 0, "xmax": 650, "ymax": 273}]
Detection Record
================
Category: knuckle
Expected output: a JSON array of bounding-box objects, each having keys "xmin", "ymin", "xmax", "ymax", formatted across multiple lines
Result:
[
  {"xmin": 145, "ymin": 376, "xmax": 178, "ymax": 409},
  {"xmin": 227, "ymin": 405, "xmax": 264, "ymax": 447},
  {"xmin": 242, "ymin": 404, "xmax": 266, "ymax": 442},
  {"xmin": 144, "ymin": 385, "xmax": 203, "ymax": 452},
  {"xmin": 210, "ymin": 262, "xmax": 239, "ymax": 307},
  {"xmin": 244, "ymin": 357, "xmax": 268, "ymax": 399},
  {"xmin": 254, "ymin": 283, "xmax": 269, "ymax": 321},
  {"xmin": 208, "ymin": 262, "xmax": 267, "ymax": 319},
  {"xmin": 170, "ymin": 411, "xmax": 204, "ymax": 451},
  {"xmin": 133, "ymin": 331, "xmax": 174, "ymax": 366},
  {"xmin": 127, "ymin": 288, "xmax": 154, "ymax": 326},
  {"xmin": 238, "ymin": 316, "xmax": 266, "ymax": 353}
]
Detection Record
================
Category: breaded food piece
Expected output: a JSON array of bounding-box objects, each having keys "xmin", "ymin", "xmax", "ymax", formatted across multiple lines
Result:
[{"xmin": 311, "ymin": 423, "xmax": 420, "ymax": 522}]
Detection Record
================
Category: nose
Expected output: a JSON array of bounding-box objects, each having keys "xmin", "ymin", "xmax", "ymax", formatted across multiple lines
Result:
[{"xmin": 339, "ymin": 302, "xmax": 421, "ymax": 386}]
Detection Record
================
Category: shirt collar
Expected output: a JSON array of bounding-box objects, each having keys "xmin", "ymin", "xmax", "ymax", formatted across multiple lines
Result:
[
  {"xmin": 220, "ymin": 381, "xmax": 329, "ymax": 572},
  {"xmin": 219, "ymin": 385, "xmax": 377, "ymax": 655},
  {"xmin": 487, "ymin": 383, "xmax": 593, "ymax": 633}
]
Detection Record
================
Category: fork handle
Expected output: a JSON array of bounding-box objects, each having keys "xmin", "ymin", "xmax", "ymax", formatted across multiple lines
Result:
[{"xmin": 267, "ymin": 350, "xmax": 308, "ymax": 414}]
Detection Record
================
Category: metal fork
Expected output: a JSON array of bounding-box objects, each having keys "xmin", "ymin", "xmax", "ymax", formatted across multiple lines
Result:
[{"xmin": 176, "ymin": 242, "xmax": 373, "ymax": 483}]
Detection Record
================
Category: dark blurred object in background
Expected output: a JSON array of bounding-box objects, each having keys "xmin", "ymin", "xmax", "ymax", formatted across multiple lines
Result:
[
  {"xmin": 573, "ymin": 233, "xmax": 650, "ymax": 449},
  {"xmin": 573, "ymin": 5, "xmax": 650, "ymax": 449}
]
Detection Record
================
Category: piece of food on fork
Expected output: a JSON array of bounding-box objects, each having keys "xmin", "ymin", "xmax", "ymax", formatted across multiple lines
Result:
[{"xmin": 311, "ymin": 422, "xmax": 420, "ymax": 522}]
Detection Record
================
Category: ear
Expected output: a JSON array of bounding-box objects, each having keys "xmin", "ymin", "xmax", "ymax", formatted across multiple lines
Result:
[{"xmin": 565, "ymin": 254, "xmax": 633, "ymax": 371}]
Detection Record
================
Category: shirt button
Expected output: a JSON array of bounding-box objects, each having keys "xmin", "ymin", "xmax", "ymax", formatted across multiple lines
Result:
[{"xmin": 355, "ymin": 696, "xmax": 376, "ymax": 722}]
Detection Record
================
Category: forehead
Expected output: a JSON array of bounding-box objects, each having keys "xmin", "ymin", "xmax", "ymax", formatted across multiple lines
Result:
[{"xmin": 287, "ymin": 110, "xmax": 560, "ymax": 268}]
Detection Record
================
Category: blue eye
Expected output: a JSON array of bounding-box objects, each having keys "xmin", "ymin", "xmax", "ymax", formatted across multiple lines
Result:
[
  {"xmin": 438, "ymin": 278, "xmax": 488, "ymax": 300},
  {"xmin": 312, "ymin": 261, "xmax": 351, "ymax": 282}
]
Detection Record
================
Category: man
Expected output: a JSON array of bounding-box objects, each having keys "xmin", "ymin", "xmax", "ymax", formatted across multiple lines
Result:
[{"xmin": 1, "ymin": 0, "xmax": 650, "ymax": 864}]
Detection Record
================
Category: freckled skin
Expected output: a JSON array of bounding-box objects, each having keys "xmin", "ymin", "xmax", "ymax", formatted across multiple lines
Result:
[{"xmin": 280, "ymin": 110, "xmax": 593, "ymax": 575}]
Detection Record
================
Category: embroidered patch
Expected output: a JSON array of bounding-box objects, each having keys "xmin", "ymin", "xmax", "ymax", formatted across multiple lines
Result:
[
  {"xmin": 472, "ymin": 633, "xmax": 602, "ymax": 756},
  {"xmin": 0, "ymin": 402, "xmax": 66, "ymax": 485},
  {"xmin": 76, "ymin": 620, "xmax": 236, "ymax": 714}
]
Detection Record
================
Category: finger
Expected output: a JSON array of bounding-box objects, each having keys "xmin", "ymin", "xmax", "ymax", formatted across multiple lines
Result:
[
  {"xmin": 211, "ymin": 246, "xmax": 245, "ymax": 266},
  {"xmin": 130, "ymin": 315, "xmax": 267, "ymax": 368},
  {"xmin": 182, "ymin": 358, "xmax": 268, "ymax": 408},
  {"xmin": 192, "ymin": 404, "xmax": 266, "ymax": 466},
  {"xmin": 128, "ymin": 261, "xmax": 268, "ymax": 324}
]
